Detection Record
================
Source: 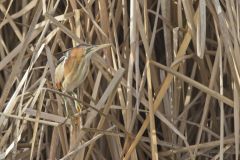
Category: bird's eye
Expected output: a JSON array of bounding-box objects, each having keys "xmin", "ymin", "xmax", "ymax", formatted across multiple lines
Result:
[
  {"xmin": 85, "ymin": 48, "xmax": 92, "ymax": 55},
  {"xmin": 57, "ymin": 56, "xmax": 65, "ymax": 65},
  {"xmin": 64, "ymin": 51, "xmax": 70, "ymax": 57}
]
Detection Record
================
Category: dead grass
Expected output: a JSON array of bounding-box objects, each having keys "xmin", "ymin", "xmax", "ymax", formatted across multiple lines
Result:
[{"xmin": 0, "ymin": 0, "xmax": 239, "ymax": 160}]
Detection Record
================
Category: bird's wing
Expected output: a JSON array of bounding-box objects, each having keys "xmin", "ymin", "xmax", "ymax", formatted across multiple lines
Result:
[{"xmin": 55, "ymin": 61, "xmax": 65, "ymax": 89}]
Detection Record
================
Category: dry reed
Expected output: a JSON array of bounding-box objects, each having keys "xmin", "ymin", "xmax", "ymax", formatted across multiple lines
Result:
[{"xmin": 0, "ymin": 0, "xmax": 239, "ymax": 160}]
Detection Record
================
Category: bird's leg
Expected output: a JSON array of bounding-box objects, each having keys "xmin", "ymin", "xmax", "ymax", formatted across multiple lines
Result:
[
  {"xmin": 59, "ymin": 95, "xmax": 71, "ymax": 125},
  {"xmin": 72, "ymin": 92, "xmax": 82, "ymax": 113},
  {"xmin": 61, "ymin": 91, "xmax": 87, "ymax": 126},
  {"xmin": 64, "ymin": 96, "xmax": 69, "ymax": 117},
  {"xmin": 69, "ymin": 92, "xmax": 82, "ymax": 151},
  {"xmin": 62, "ymin": 92, "xmax": 76, "ymax": 122},
  {"xmin": 71, "ymin": 92, "xmax": 83, "ymax": 127}
]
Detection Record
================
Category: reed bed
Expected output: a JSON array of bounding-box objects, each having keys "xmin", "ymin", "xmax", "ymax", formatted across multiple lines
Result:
[{"xmin": 0, "ymin": 0, "xmax": 239, "ymax": 159}]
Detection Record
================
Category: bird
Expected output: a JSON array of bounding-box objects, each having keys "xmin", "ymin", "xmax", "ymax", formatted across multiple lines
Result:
[{"xmin": 55, "ymin": 43, "xmax": 111, "ymax": 92}]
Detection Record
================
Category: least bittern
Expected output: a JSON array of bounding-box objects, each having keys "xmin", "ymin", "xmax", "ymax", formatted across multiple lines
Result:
[
  {"xmin": 55, "ymin": 43, "xmax": 110, "ymax": 118},
  {"xmin": 55, "ymin": 43, "xmax": 110, "ymax": 92}
]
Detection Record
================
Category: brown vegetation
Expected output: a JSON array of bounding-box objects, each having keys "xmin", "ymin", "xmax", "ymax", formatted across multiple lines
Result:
[{"xmin": 0, "ymin": 0, "xmax": 239, "ymax": 159}]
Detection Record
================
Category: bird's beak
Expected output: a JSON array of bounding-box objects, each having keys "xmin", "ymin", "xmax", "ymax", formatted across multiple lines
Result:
[{"xmin": 86, "ymin": 43, "xmax": 111, "ymax": 56}]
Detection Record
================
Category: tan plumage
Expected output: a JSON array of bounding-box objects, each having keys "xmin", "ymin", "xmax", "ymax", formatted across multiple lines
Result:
[
  {"xmin": 55, "ymin": 59, "xmax": 65, "ymax": 89},
  {"xmin": 55, "ymin": 44, "xmax": 110, "ymax": 92}
]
